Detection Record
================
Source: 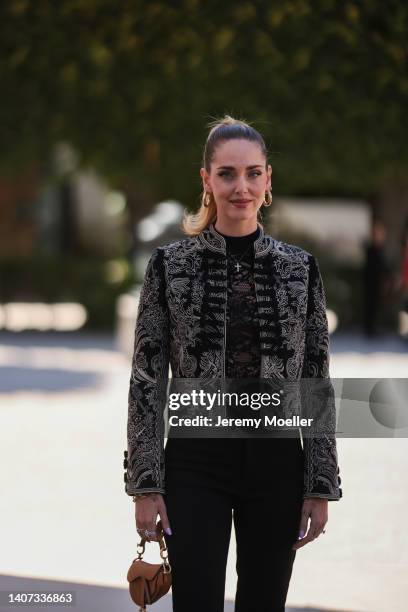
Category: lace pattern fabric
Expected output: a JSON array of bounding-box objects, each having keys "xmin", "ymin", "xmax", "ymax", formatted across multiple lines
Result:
[{"xmin": 225, "ymin": 250, "xmax": 261, "ymax": 379}]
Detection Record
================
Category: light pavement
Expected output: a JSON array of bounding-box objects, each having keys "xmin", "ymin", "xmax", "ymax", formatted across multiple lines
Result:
[{"xmin": 0, "ymin": 331, "xmax": 407, "ymax": 612}]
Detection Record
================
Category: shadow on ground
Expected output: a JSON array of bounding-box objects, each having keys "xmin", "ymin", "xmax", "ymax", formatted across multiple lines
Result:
[
  {"xmin": 330, "ymin": 331, "xmax": 407, "ymax": 354},
  {"xmin": 0, "ymin": 332, "xmax": 117, "ymax": 352},
  {"xmin": 0, "ymin": 575, "xmax": 361, "ymax": 612},
  {"xmin": 0, "ymin": 366, "xmax": 103, "ymax": 393}
]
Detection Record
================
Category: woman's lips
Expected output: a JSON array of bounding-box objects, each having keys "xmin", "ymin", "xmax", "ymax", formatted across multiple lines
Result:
[{"xmin": 231, "ymin": 200, "xmax": 251, "ymax": 207}]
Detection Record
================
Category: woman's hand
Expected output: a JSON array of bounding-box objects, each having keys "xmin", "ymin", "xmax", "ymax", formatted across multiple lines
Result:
[
  {"xmin": 135, "ymin": 493, "xmax": 172, "ymax": 542},
  {"xmin": 292, "ymin": 498, "xmax": 328, "ymax": 550}
]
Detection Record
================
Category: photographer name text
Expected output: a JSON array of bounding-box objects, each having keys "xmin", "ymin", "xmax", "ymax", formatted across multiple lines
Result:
[{"xmin": 168, "ymin": 415, "xmax": 314, "ymax": 428}]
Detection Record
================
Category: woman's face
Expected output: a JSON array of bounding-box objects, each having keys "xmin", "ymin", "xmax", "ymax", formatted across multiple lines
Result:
[{"xmin": 200, "ymin": 138, "xmax": 272, "ymax": 228}]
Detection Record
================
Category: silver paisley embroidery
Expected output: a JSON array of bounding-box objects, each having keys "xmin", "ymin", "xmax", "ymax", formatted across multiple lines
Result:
[{"xmin": 125, "ymin": 227, "xmax": 342, "ymax": 501}]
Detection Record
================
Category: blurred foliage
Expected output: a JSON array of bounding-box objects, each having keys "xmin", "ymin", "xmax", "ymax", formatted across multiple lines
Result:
[
  {"xmin": 280, "ymin": 228, "xmax": 399, "ymax": 330},
  {"xmin": 278, "ymin": 228, "xmax": 360, "ymax": 327},
  {"xmin": 0, "ymin": 256, "xmax": 136, "ymax": 329},
  {"xmin": 1, "ymin": 0, "xmax": 407, "ymax": 208}
]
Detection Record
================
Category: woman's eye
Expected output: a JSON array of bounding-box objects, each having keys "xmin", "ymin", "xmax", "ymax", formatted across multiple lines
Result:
[{"xmin": 218, "ymin": 171, "xmax": 262, "ymax": 178}]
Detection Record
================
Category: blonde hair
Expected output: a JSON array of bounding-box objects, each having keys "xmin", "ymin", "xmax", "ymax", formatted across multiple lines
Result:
[{"xmin": 181, "ymin": 115, "xmax": 269, "ymax": 236}]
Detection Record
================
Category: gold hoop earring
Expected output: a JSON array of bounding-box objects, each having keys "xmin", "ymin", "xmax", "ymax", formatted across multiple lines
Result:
[
  {"xmin": 263, "ymin": 189, "xmax": 272, "ymax": 207},
  {"xmin": 203, "ymin": 191, "xmax": 212, "ymax": 208}
]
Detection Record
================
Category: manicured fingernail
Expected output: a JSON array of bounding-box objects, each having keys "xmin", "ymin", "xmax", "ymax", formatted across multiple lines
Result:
[
  {"xmin": 298, "ymin": 530, "xmax": 305, "ymax": 539},
  {"xmin": 165, "ymin": 527, "xmax": 172, "ymax": 535}
]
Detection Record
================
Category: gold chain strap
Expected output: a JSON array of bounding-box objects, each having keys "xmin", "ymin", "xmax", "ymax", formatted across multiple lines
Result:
[{"xmin": 136, "ymin": 532, "xmax": 172, "ymax": 573}]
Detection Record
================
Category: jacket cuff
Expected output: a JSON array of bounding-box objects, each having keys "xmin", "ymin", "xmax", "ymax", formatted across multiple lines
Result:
[
  {"xmin": 303, "ymin": 466, "xmax": 342, "ymax": 500},
  {"xmin": 303, "ymin": 491, "xmax": 342, "ymax": 501},
  {"xmin": 126, "ymin": 487, "xmax": 166, "ymax": 496},
  {"xmin": 123, "ymin": 450, "xmax": 165, "ymax": 495}
]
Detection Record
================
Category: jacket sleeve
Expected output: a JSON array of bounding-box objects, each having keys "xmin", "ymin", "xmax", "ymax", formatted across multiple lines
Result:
[
  {"xmin": 123, "ymin": 246, "xmax": 170, "ymax": 496},
  {"xmin": 301, "ymin": 255, "xmax": 342, "ymax": 501}
]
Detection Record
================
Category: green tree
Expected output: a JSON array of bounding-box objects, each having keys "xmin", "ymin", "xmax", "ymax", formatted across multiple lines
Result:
[{"xmin": 1, "ymin": 0, "xmax": 407, "ymax": 249}]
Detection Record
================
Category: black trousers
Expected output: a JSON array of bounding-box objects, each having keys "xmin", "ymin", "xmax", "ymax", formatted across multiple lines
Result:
[{"xmin": 164, "ymin": 436, "xmax": 304, "ymax": 612}]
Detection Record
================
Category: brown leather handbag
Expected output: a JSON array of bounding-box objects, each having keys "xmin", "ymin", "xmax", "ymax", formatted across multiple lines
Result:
[{"xmin": 127, "ymin": 521, "xmax": 172, "ymax": 611}]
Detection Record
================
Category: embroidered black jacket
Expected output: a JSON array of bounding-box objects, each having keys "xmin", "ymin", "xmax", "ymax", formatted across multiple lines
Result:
[{"xmin": 123, "ymin": 223, "xmax": 342, "ymax": 500}]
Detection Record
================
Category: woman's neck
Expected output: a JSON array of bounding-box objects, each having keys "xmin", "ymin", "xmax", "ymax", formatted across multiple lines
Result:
[
  {"xmin": 216, "ymin": 225, "xmax": 260, "ymax": 255},
  {"xmin": 214, "ymin": 220, "xmax": 259, "ymax": 237}
]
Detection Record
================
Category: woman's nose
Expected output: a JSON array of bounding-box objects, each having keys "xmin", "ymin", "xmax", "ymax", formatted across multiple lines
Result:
[{"xmin": 234, "ymin": 176, "xmax": 249, "ymax": 193}]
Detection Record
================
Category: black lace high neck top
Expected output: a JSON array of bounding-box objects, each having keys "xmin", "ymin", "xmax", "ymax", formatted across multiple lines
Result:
[{"xmin": 216, "ymin": 226, "xmax": 261, "ymax": 379}]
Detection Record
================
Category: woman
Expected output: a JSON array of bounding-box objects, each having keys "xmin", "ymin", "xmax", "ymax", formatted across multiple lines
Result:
[{"xmin": 124, "ymin": 115, "xmax": 342, "ymax": 611}]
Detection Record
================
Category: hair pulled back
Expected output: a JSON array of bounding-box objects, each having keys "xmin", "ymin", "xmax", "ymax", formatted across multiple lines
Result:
[{"xmin": 182, "ymin": 115, "xmax": 269, "ymax": 236}]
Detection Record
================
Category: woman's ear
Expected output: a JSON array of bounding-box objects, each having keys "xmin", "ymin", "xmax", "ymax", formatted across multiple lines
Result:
[
  {"xmin": 200, "ymin": 167, "xmax": 211, "ymax": 192},
  {"xmin": 267, "ymin": 164, "xmax": 272, "ymax": 190}
]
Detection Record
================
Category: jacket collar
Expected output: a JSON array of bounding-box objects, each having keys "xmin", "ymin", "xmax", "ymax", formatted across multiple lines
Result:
[{"xmin": 199, "ymin": 222, "xmax": 273, "ymax": 258}]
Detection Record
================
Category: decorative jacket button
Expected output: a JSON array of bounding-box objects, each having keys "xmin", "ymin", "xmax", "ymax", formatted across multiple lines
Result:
[{"xmin": 123, "ymin": 459, "xmax": 128, "ymax": 469}]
